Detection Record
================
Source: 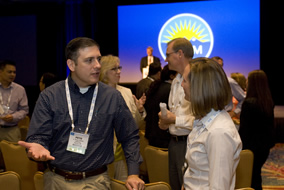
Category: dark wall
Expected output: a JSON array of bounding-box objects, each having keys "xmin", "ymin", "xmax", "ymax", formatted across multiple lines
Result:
[{"xmin": 0, "ymin": 0, "xmax": 283, "ymax": 116}]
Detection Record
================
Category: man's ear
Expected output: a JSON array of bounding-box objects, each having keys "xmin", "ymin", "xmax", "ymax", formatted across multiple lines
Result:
[
  {"xmin": 177, "ymin": 49, "xmax": 183, "ymax": 58},
  {"xmin": 67, "ymin": 59, "xmax": 75, "ymax": 72}
]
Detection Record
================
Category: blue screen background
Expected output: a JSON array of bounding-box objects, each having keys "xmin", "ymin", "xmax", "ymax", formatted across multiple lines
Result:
[{"xmin": 118, "ymin": 0, "xmax": 259, "ymax": 82}]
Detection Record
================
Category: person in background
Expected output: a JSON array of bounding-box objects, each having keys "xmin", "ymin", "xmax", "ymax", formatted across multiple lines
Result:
[
  {"xmin": 99, "ymin": 54, "xmax": 146, "ymax": 181},
  {"xmin": 144, "ymin": 64, "xmax": 177, "ymax": 148},
  {"xmin": 39, "ymin": 72, "xmax": 58, "ymax": 92},
  {"xmin": 212, "ymin": 56, "xmax": 246, "ymax": 119},
  {"xmin": 230, "ymin": 72, "xmax": 247, "ymax": 122},
  {"xmin": 158, "ymin": 38, "xmax": 195, "ymax": 190},
  {"xmin": 140, "ymin": 46, "xmax": 161, "ymax": 78},
  {"xmin": 0, "ymin": 60, "xmax": 29, "ymax": 171},
  {"xmin": 0, "ymin": 60, "xmax": 29, "ymax": 142},
  {"xmin": 18, "ymin": 37, "xmax": 145, "ymax": 190},
  {"xmin": 231, "ymin": 72, "xmax": 246, "ymax": 92},
  {"xmin": 181, "ymin": 57, "xmax": 242, "ymax": 190},
  {"xmin": 239, "ymin": 70, "xmax": 275, "ymax": 190},
  {"xmin": 136, "ymin": 62, "xmax": 161, "ymax": 99}
]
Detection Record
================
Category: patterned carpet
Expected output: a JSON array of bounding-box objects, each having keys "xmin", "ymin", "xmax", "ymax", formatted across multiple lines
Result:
[{"xmin": 262, "ymin": 143, "xmax": 284, "ymax": 190}]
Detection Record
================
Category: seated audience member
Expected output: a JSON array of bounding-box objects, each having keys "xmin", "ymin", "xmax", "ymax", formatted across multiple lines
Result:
[
  {"xmin": 99, "ymin": 55, "xmax": 146, "ymax": 181},
  {"xmin": 181, "ymin": 58, "xmax": 242, "ymax": 190},
  {"xmin": 144, "ymin": 64, "xmax": 177, "ymax": 148},
  {"xmin": 239, "ymin": 70, "xmax": 274, "ymax": 190},
  {"xmin": 212, "ymin": 56, "xmax": 246, "ymax": 118},
  {"xmin": 136, "ymin": 62, "xmax": 161, "ymax": 99},
  {"xmin": 39, "ymin": 72, "xmax": 58, "ymax": 91}
]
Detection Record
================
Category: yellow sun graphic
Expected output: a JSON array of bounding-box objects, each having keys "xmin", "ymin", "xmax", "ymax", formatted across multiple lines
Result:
[{"xmin": 162, "ymin": 20, "xmax": 209, "ymax": 43}]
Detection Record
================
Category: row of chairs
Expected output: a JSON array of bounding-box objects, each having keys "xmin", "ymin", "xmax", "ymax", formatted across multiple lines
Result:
[
  {"xmin": 0, "ymin": 170, "xmax": 43, "ymax": 190},
  {"xmin": 0, "ymin": 170, "xmax": 255, "ymax": 190},
  {"xmin": 139, "ymin": 130, "xmax": 255, "ymax": 190},
  {"xmin": 0, "ymin": 171, "xmax": 172, "ymax": 190},
  {"xmin": 0, "ymin": 128, "xmax": 253, "ymax": 190},
  {"xmin": 0, "ymin": 140, "xmax": 39, "ymax": 190}
]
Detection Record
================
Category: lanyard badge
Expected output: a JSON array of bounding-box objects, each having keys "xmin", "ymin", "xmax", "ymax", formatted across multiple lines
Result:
[
  {"xmin": 65, "ymin": 78, "xmax": 98, "ymax": 155},
  {"xmin": 0, "ymin": 89, "xmax": 12, "ymax": 116}
]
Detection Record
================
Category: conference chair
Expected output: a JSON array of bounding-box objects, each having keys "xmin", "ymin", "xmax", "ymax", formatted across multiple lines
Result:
[
  {"xmin": 111, "ymin": 178, "xmax": 171, "ymax": 190},
  {"xmin": 0, "ymin": 171, "xmax": 21, "ymax": 190},
  {"xmin": 18, "ymin": 115, "xmax": 30, "ymax": 141},
  {"xmin": 34, "ymin": 171, "xmax": 44, "ymax": 190},
  {"xmin": 0, "ymin": 140, "xmax": 38, "ymax": 190},
  {"xmin": 144, "ymin": 145, "xmax": 169, "ymax": 184},
  {"xmin": 139, "ymin": 130, "xmax": 149, "ymax": 178},
  {"xmin": 235, "ymin": 149, "xmax": 254, "ymax": 189}
]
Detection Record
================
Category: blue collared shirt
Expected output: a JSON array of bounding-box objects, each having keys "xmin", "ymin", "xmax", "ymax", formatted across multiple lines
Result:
[{"xmin": 26, "ymin": 76, "xmax": 142, "ymax": 174}]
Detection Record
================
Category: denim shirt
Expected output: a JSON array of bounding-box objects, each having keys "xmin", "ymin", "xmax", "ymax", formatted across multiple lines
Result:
[{"xmin": 26, "ymin": 76, "xmax": 142, "ymax": 174}]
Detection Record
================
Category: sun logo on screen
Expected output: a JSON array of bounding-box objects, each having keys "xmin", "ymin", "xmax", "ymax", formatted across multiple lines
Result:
[
  {"xmin": 158, "ymin": 13, "xmax": 214, "ymax": 59},
  {"xmin": 162, "ymin": 20, "xmax": 209, "ymax": 43}
]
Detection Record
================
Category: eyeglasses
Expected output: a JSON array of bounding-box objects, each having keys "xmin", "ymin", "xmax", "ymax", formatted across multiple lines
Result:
[
  {"xmin": 166, "ymin": 51, "xmax": 177, "ymax": 58},
  {"xmin": 110, "ymin": 66, "xmax": 122, "ymax": 72}
]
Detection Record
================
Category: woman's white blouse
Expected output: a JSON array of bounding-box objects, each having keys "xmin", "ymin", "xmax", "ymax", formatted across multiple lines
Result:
[{"xmin": 184, "ymin": 109, "xmax": 242, "ymax": 190}]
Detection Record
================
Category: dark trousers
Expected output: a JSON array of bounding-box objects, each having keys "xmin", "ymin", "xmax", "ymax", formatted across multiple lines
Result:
[
  {"xmin": 168, "ymin": 138, "xmax": 187, "ymax": 190},
  {"xmin": 251, "ymin": 148, "xmax": 270, "ymax": 190}
]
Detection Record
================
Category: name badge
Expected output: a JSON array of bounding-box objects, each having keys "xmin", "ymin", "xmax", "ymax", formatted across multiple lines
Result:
[
  {"xmin": 0, "ymin": 104, "xmax": 9, "ymax": 116},
  {"xmin": 66, "ymin": 131, "xmax": 89, "ymax": 155}
]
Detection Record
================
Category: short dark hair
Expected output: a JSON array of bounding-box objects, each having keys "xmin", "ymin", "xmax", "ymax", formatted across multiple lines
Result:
[
  {"xmin": 148, "ymin": 62, "xmax": 162, "ymax": 76},
  {"xmin": 65, "ymin": 37, "xmax": 100, "ymax": 62},
  {"xmin": 160, "ymin": 64, "xmax": 177, "ymax": 81},
  {"xmin": 42, "ymin": 72, "xmax": 58, "ymax": 88},
  {"xmin": 211, "ymin": 56, "xmax": 224, "ymax": 66},
  {"xmin": 0, "ymin": 60, "xmax": 16, "ymax": 70}
]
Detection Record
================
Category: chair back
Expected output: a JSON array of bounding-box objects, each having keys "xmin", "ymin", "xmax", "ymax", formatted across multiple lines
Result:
[
  {"xmin": 235, "ymin": 149, "xmax": 254, "ymax": 188},
  {"xmin": 144, "ymin": 145, "xmax": 169, "ymax": 184},
  {"xmin": 111, "ymin": 178, "xmax": 128, "ymax": 190},
  {"xmin": 0, "ymin": 171, "xmax": 21, "ymax": 190},
  {"xmin": 139, "ymin": 130, "xmax": 149, "ymax": 177},
  {"xmin": 145, "ymin": 181, "xmax": 171, "ymax": 190},
  {"xmin": 18, "ymin": 116, "xmax": 30, "ymax": 141},
  {"xmin": 34, "ymin": 171, "xmax": 44, "ymax": 190},
  {"xmin": 111, "ymin": 178, "xmax": 171, "ymax": 190},
  {"xmin": 0, "ymin": 140, "xmax": 38, "ymax": 190}
]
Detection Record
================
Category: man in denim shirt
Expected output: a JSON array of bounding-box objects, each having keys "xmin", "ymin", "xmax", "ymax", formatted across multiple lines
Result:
[{"xmin": 19, "ymin": 37, "xmax": 144, "ymax": 190}]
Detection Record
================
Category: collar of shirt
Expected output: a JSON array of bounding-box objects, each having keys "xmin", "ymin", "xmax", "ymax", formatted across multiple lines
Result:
[
  {"xmin": 193, "ymin": 109, "xmax": 221, "ymax": 136},
  {"xmin": 175, "ymin": 73, "xmax": 182, "ymax": 83},
  {"xmin": 0, "ymin": 82, "xmax": 14, "ymax": 89},
  {"xmin": 67, "ymin": 75, "xmax": 96, "ymax": 94},
  {"xmin": 147, "ymin": 77, "xmax": 155, "ymax": 81}
]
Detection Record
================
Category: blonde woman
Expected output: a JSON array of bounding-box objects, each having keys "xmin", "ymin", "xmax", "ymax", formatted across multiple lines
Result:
[{"xmin": 99, "ymin": 55, "xmax": 146, "ymax": 181}]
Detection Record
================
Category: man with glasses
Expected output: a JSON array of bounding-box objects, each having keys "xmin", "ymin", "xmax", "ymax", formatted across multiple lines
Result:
[{"xmin": 159, "ymin": 38, "xmax": 195, "ymax": 190}]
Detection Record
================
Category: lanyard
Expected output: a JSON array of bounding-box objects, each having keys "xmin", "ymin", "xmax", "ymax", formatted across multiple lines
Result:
[
  {"xmin": 65, "ymin": 78, "xmax": 98, "ymax": 134},
  {"xmin": 192, "ymin": 110, "xmax": 221, "ymax": 141},
  {"xmin": 0, "ymin": 88, "xmax": 12, "ymax": 107}
]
